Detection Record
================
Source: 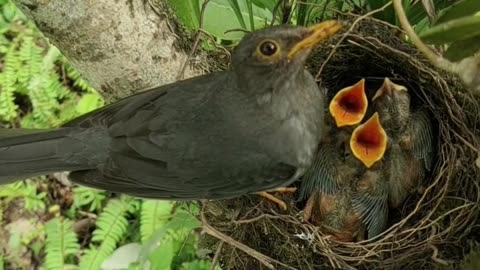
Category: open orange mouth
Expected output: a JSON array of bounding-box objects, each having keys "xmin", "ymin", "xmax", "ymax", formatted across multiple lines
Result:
[
  {"xmin": 329, "ymin": 79, "xmax": 368, "ymax": 127},
  {"xmin": 350, "ymin": 112, "xmax": 388, "ymax": 168}
]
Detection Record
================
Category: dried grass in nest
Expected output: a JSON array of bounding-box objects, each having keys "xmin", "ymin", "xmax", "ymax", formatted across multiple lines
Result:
[{"xmin": 198, "ymin": 16, "xmax": 480, "ymax": 270}]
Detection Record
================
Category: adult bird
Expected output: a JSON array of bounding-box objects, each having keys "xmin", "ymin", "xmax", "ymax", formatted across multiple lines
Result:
[{"xmin": 0, "ymin": 21, "xmax": 343, "ymax": 201}]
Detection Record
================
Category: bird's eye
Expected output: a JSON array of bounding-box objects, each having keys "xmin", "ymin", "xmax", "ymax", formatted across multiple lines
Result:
[{"xmin": 259, "ymin": 41, "xmax": 277, "ymax": 56}]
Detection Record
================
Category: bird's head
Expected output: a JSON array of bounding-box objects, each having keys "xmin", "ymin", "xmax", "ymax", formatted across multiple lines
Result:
[
  {"xmin": 350, "ymin": 112, "xmax": 388, "ymax": 168},
  {"xmin": 329, "ymin": 79, "xmax": 368, "ymax": 127},
  {"xmin": 231, "ymin": 21, "xmax": 343, "ymax": 93},
  {"xmin": 372, "ymin": 78, "xmax": 410, "ymax": 127}
]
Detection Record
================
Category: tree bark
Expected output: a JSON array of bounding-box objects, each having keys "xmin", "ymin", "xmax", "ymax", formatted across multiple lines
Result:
[{"xmin": 12, "ymin": 0, "xmax": 202, "ymax": 101}]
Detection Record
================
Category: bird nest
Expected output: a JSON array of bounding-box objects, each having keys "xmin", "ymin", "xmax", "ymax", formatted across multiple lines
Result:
[{"xmin": 198, "ymin": 16, "xmax": 480, "ymax": 270}]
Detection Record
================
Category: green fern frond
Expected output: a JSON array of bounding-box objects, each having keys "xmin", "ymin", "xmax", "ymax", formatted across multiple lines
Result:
[
  {"xmin": 63, "ymin": 61, "xmax": 97, "ymax": 93},
  {"xmin": 72, "ymin": 186, "xmax": 107, "ymax": 212},
  {"xmin": 44, "ymin": 217, "xmax": 80, "ymax": 270},
  {"xmin": 79, "ymin": 199, "xmax": 130, "ymax": 270},
  {"xmin": 0, "ymin": 45, "xmax": 20, "ymax": 121},
  {"xmin": 140, "ymin": 200, "xmax": 174, "ymax": 243},
  {"xmin": 17, "ymin": 35, "xmax": 43, "ymax": 93},
  {"xmin": 0, "ymin": 181, "xmax": 46, "ymax": 212}
]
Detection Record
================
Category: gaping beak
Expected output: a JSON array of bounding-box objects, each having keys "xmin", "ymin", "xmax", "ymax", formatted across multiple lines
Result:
[
  {"xmin": 350, "ymin": 112, "xmax": 388, "ymax": 168},
  {"xmin": 287, "ymin": 20, "xmax": 343, "ymax": 60},
  {"xmin": 329, "ymin": 79, "xmax": 368, "ymax": 127},
  {"xmin": 372, "ymin": 78, "xmax": 408, "ymax": 101}
]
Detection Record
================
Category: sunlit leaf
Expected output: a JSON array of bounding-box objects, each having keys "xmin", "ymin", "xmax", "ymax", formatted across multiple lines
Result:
[
  {"xmin": 420, "ymin": 14, "xmax": 480, "ymax": 44},
  {"xmin": 167, "ymin": 0, "xmax": 201, "ymax": 30},
  {"xmin": 435, "ymin": 0, "xmax": 480, "ymax": 25},
  {"xmin": 445, "ymin": 34, "xmax": 480, "ymax": 62}
]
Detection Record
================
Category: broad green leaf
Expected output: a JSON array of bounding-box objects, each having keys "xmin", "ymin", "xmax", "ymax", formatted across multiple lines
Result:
[
  {"xmin": 148, "ymin": 236, "xmax": 175, "ymax": 270},
  {"xmin": 246, "ymin": 0, "xmax": 255, "ymax": 30},
  {"xmin": 435, "ymin": 0, "xmax": 480, "ymax": 25},
  {"xmin": 138, "ymin": 212, "xmax": 201, "ymax": 267},
  {"xmin": 367, "ymin": 0, "xmax": 396, "ymax": 24},
  {"xmin": 420, "ymin": 14, "xmax": 480, "ymax": 44},
  {"xmin": 76, "ymin": 93, "xmax": 103, "ymax": 114},
  {"xmin": 226, "ymin": 0, "xmax": 248, "ymax": 29},
  {"xmin": 407, "ymin": 0, "xmax": 450, "ymax": 26},
  {"xmin": 167, "ymin": 0, "xmax": 201, "ymax": 30},
  {"xmin": 2, "ymin": 2, "xmax": 16, "ymax": 22},
  {"xmin": 180, "ymin": 260, "xmax": 219, "ymax": 270},
  {"xmin": 445, "ymin": 34, "xmax": 480, "ymax": 62},
  {"xmin": 202, "ymin": 0, "xmax": 272, "ymax": 40},
  {"xmin": 252, "ymin": 0, "xmax": 275, "ymax": 11},
  {"xmin": 101, "ymin": 243, "xmax": 143, "ymax": 270}
]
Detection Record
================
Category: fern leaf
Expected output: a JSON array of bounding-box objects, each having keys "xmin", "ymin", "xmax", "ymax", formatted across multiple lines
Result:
[
  {"xmin": 0, "ymin": 45, "xmax": 19, "ymax": 121},
  {"xmin": 44, "ymin": 217, "xmax": 80, "ymax": 270},
  {"xmin": 79, "ymin": 199, "xmax": 130, "ymax": 270},
  {"xmin": 140, "ymin": 200, "xmax": 174, "ymax": 243}
]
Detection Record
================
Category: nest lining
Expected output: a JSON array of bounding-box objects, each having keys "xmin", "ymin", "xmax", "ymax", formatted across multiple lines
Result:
[{"xmin": 198, "ymin": 16, "xmax": 480, "ymax": 270}]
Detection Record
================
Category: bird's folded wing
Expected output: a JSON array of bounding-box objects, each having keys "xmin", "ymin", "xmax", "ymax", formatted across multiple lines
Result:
[{"xmin": 299, "ymin": 143, "xmax": 338, "ymax": 200}]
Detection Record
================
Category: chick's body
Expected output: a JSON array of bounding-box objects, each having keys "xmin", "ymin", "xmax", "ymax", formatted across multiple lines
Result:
[{"xmin": 372, "ymin": 78, "xmax": 434, "ymax": 208}]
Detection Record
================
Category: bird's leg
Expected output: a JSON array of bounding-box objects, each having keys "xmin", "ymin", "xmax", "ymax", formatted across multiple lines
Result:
[
  {"xmin": 256, "ymin": 187, "xmax": 297, "ymax": 210},
  {"xmin": 303, "ymin": 193, "xmax": 316, "ymax": 222}
]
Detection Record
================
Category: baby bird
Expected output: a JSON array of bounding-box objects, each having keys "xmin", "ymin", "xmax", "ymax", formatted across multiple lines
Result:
[
  {"xmin": 349, "ymin": 113, "xmax": 389, "ymax": 239},
  {"xmin": 300, "ymin": 79, "xmax": 385, "ymax": 242},
  {"xmin": 300, "ymin": 79, "xmax": 368, "ymax": 202},
  {"xmin": 371, "ymin": 78, "xmax": 434, "ymax": 208}
]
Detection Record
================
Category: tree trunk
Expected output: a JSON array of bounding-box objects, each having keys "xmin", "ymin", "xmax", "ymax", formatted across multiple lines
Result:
[{"xmin": 11, "ymin": 0, "xmax": 202, "ymax": 101}]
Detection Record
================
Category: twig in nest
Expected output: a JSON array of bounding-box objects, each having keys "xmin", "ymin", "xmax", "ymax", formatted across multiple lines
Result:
[
  {"xmin": 210, "ymin": 241, "xmax": 224, "ymax": 270},
  {"xmin": 315, "ymin": 1, "xmax": 393, "ymax": 80},
  {"xmin": 177, "ymin": 0, "xmax": 211, "ymax": 80},
  {"xmin": 200, "ymin": 210, "xmax": 298, "ymax": 270}
]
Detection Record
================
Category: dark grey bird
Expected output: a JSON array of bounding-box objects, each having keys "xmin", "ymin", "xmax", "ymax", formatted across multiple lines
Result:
[{"xmin": 0, "ymin": 21, "xmax": 343, "ymax": 201}]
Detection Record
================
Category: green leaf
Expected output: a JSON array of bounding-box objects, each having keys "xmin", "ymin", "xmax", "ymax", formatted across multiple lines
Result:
[
  {"xmin": 180, "ymin": 260, "xmax": 218, "ymax": 270},
  {"xmin": 367, "ymin": 0, "xmax": 396, "ymax": 24},
  {"xmin": 140, "ymin": 200, "xmax": 174, "ymax": 243},
  {"xmin": 101, "ymin": 243, "xmax": 142, "ymax": 270},
  {"xmin": 2, "ymin": 2, "xmax": 16, "ymax": 22},
  {"xmin": 252, "ymin": 0, "xmax": 275, "ymax": 11},
  {"xmin": 445, "ymin": 34, "xmax": 480, "ymax": 62},
  {"xmin": 167, "ymin": 0, "xmax": 201, "ymax": 30},
  {"xmin": 76, "ymin": 93, "xmax": 103, "ymax": 115},
  {"xmin": 44, "ymin": 218, "xmax": 80, "ymax": 270},
  {"xmin": 435, "ymin": 0, "xmax": 480, "ymax": 25},
  {"xmin": 420, "ymin": 14, "xmax": 480, "ymax": 44},
  {"xmin": 148, "ymin": 236, "xmax": 175, "ymax": 270},
  {"xmin": 138, "ymin": 212, "xmax": 201, "ymax": 268},
  {"xmin": 407, "ymin": 0, "xmax": 449, "ymax": 25},
  {"xmin": 226, "ymin": 0, "xmax": 248, "ymax": 29},
  {"xmin": 202, "ymin": 0, "xmax": 272, "ymax": 40}
]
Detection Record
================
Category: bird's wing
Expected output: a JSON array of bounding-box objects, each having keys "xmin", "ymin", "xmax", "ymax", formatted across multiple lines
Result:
[
  {"xmin": 299, "ymin": 143, "xmax": 337, "ymax": 200},
  {"xmin": 352, "ymin": 171, "xmax": 389, "ymax": 239},
  {"xmin": 65, "ymin": 73, "xmax": 298, "ymax": 200},
  {"xmin": 385, "ymin": 144, "xmax": 413, "ymax": 208},
  {"xmin": 409, "ymin": 110, "xmax": 434, "ymax": 170}
]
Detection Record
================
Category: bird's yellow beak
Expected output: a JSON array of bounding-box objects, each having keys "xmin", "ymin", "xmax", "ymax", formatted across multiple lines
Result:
[
  {"xmin": 287, "ymin": 20, "xmax": 343, "ymax": 60},
  {"xmin": 350, "ymin": 112, "xmax": 388, "ymax": 168},
  {"xmin": 372, "ymin": 78, "xmax": 408, "ymax": 101},
  {"xmin": 329, "ymin": 79, "xmax": 368, "ymax": 127}
]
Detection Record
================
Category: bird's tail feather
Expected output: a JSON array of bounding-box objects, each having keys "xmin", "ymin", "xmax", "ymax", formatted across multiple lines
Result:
[{"xmin": 0, "ymin": 127, "xmax": 102, "ymax": 184}]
